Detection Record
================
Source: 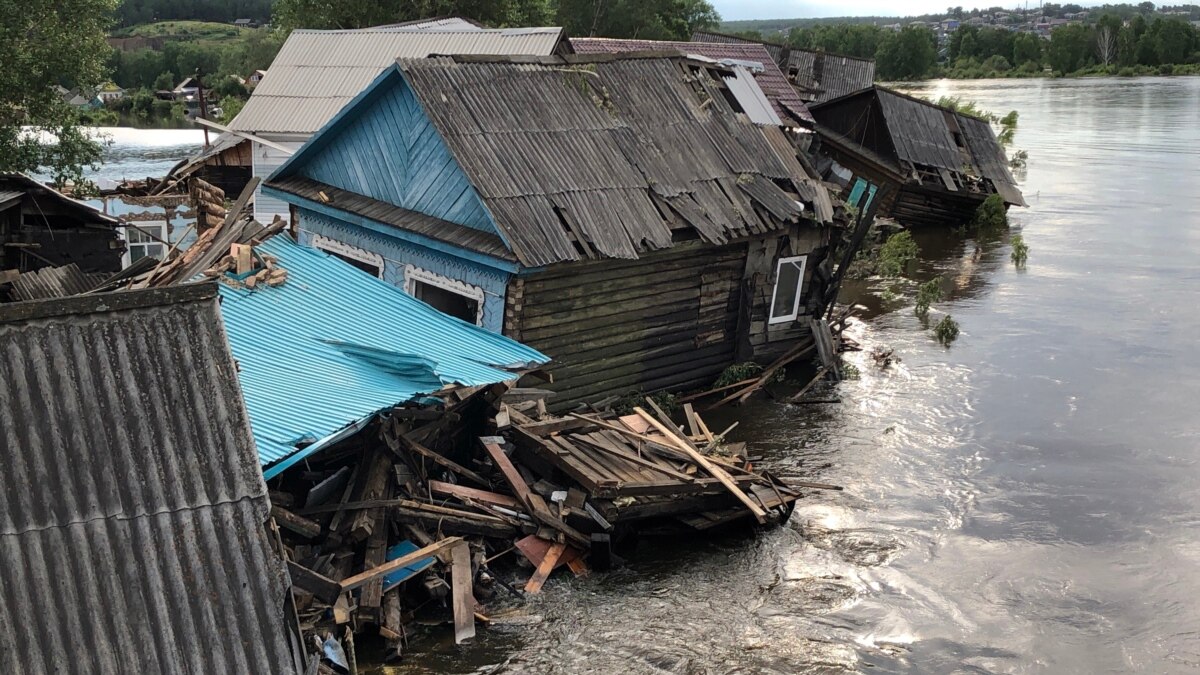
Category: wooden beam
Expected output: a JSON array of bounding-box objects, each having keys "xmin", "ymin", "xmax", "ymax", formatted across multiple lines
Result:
[
  {"xmin": 339, "ymin": 537, "xmax": 462, "ymax": 592},
  {"xmin": 633, "ymin": 407, "xmax": 768, "ymax": 524},
  {"xmin": 392, "ymin": 434, "xmax": 491, "ymax": 488},
  {"xmin": 271, "ymin": 506, "xmax": 322, "ymax": 539},
  {"xmin": 523, "ymin": 541, "xmax": 566, "ymax": 594},
  {"xmin": 428, "ymin": 480, "xmax": 522, "ymax": 510},
  {"xmin": 450, "ymin": 541, "xmax": 476, "ymax": 644},
  {"xmin": 286, "ymin": 561, "xmax": 342, "ymax": 604}
]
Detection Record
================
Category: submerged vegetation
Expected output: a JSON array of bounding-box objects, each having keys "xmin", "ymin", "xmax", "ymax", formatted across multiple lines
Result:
[
  {"xmin": 972, "ymin": 194, "xmax": 1010, "ymax": 232},
  {"xmin": 1010, "ymin": 234, "xmax": 1030, "ymax": 267},
  {"xmin": 934, "ymin": 315, "xmax": 960, "ymax": 345},
  {"xmin": 914, "ymin": 278, "xmax": 944, "ymax": 318},
  {"xmin": 878, "ymin": 231, "xmax": 919, "ymax": 277}
]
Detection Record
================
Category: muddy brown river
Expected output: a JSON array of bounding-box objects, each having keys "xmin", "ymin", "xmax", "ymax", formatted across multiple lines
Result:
[{"xmin": 94, "ymin": 75, "xmax": 1200, "ymax": 673}]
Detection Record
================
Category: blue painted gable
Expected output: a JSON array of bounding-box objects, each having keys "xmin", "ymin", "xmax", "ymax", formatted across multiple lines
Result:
[{"xmin": 274, "ymin": 66, "xmax": 498, "ymax": 237}]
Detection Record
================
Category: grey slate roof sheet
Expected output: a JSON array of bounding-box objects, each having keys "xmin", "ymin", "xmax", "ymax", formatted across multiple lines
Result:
[
  {"xmin": 230, "ymin": 26, "xmax": 564, "ymax": 135},
  {"xmin": 0, "ymin": 284, "xmax": 303, "ymax": 675},
  {"xmin": 7, "ymin": 263, "xmax": 96, "ymax": 301},
  {"xmin": 569, "ymin": 38, "xmax": 813, "ymax": 124},
  {"xmin": 787, "ymin": 50, "xmax": 876, "ymax": 104},
  {"xmin": 399, "ymin": 55, "xmax": 828, "ymax": 268}
]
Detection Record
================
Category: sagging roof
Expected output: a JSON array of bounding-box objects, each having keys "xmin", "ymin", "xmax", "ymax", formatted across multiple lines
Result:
[
  {"xmin": 688, "ymin": 31, "xmax": 876, "ymax": 105},
  {"xmin": 786, "ymin": 49, "xmax": 877, "ymax": 104},
  {"xmin": 229, "ymin": 25, "xmax": 566, "ymax": 135},
  {"xmin": 812, "ymin": 86, "xmax": 1025, "ymax": 206},
  {"xmin": 569, "ymin": 37, "xmax": 813, "ymax": 125},
  {"xmin": 0, "ymin": 283, "xmax": 303, "ymax": 674},
  {"xmin": 0, "ymin": 173, "xmax": 118, "ymax": 224},
  {"xmin": 269, "ymin": 175, "xmax": 517, "ymax": 263},
  {"xmin": 216, "ymin": 235, "xmax": 548, "ymax": 477},
  {"xmin": 390, "ymin": 54, "xmax": 831, "ymax": 268}
]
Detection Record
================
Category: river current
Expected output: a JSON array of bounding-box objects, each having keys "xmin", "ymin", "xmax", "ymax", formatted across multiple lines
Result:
[{"xmin": 90, "ymin": 76, "xmax": 1200, "ymax": 673}]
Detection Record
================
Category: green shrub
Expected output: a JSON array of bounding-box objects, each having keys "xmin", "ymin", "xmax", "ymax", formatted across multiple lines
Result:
[
  {"xmin": 972, "ymin": 194, "xmax": 1008, "ymax": 232},
  {"xmin": 1010, "ymin": 234, "xmax": 1029, "ymax": 267},
  {"xmin": 878, "ymin": 231, "xmax": 919, "ymax": 277},
  {"xmin": 714, "ymin": 362, "xmax": 766, "ymax": 388},
  {"xmin": 914, "ymin": 277, "xmax": 944, "ymax": 317},
  {"xmin": 934, "ymin": 316, "xmax": 960, "ymax": 345}
]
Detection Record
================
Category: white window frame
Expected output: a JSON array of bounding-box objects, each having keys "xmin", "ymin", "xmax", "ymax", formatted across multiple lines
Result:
[
  {"xmin": 403, "ymin": 264, "xmax": 485, "ymax": 326},
  {"xmin": 311, "ymin": 233, "xmax": 384, "ymax": 278},
  {"xmin": 768, "ymin": 255, "xmax": 808, "ymax": 325},
  {"xmin": 120, "ymin": 222, "xmax": 169, "ymax": 268}
]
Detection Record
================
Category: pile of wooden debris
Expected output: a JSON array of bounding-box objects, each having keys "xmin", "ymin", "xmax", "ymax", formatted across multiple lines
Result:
[{"xmin": 269, "ymin": 384, "xmax": 818, "ymax": 671}]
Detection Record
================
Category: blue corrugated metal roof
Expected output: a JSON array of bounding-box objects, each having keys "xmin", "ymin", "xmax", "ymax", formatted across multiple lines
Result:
[{"xmin": 217, "ymin": 236, "xmax": 548, "ymax": 477}]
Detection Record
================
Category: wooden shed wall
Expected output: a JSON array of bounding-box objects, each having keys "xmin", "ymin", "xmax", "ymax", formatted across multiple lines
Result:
[{"xmin": 506, "ymin": 241, "xmax": 746, "ymax": 405}]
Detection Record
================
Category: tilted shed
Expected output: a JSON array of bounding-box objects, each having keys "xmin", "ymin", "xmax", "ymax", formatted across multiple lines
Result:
[{"xmin": 811, "ymin": 86, "xmax": 1024, "ymax": 227}]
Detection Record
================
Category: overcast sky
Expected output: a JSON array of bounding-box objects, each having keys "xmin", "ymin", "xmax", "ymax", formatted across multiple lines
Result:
[{"xmin": 712, "ymin": 1, "xmax": 1098, "ymax": 21}]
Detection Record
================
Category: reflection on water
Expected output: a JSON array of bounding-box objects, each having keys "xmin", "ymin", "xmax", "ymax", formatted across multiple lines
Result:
[{"xmin": 384, "ymin": 77, "xmax": 1200, "ymax": 674}]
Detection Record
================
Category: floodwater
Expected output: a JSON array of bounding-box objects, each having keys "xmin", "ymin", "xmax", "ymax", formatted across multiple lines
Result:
[
  {"xmin": 84, "ymin": 127, "xmax": 205, "ymax": 185},
  {"xmin": 90, "ymin": 77, "xmax": 1200, "ymax": 673}
]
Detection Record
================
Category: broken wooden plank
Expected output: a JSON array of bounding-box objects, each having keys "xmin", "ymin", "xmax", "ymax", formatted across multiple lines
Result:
[
  {"xmin": 271, "ymin": 505, "xmax": 322, "ymax": 539},
  {"xmin": 287, "ymin": 561, "xmax": 342, "ymax": 604},
  {"xmin": 450, "ymin": 541, "xmax": 476, "ymax": 644},
  {"xmin": 428, "ymin": 480, "xmax": 523, "ymax": 510},
  {"xmin": 393, "ymin": 434, "xmax": 491, "ymax": 487},
  {"xmin": 633, "ymin": 407, "xmax": 768, "ymax": 524},
  {"xmin": 788, "ymin": 367, "xmax": 829, "ymax": 403},
  {"xmin": 523, "ymin": 541, "xmax": 566, "ymax": 594},
  {"xmin": 340, "ymin": 538, "xmax": 462, "ymax": 592}
]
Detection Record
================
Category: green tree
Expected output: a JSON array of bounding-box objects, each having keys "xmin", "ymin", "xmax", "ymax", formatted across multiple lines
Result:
[
  {"xmin": 153, "ymin": 71, "xmax": 176, "ymax": 91},
  {"xmin": 0, "ymin": 0, "xmax": 117, "ymax": 189},
  {"xmin": 213, "ymin": 75, "xmax": 248, "ymax": 99},
  {"xmin": 557, "ymin": 0, "xmax": 719, "ymax": 40},
  {"xmin": 1012, "ymin": 32, "xmax": 1042, "ymax": 65},
  {"xmin": 1046, "ymin": 23, "xmax": 1094, "ymax": 73},
  {"xmin": 1154, "ymin": 18, "xmax": 1196, "ymax": 64},
  {"xmin": 875, "ymin": 26, "xmax": 937, "ymax": 80},
  {"xmin": 218, "ymin": 95, "xmax": 245, "ymax": 123},
  {"xmin": 274, "ymin": 0, "xmax": 555, "ymax": 31}
]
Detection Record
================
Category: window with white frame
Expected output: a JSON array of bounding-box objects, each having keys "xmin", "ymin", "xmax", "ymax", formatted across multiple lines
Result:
[
  {"xmin": 311, "ymin": 233, "xmax": 384, "ymax": 278},
  {"xmin": 121, "ymin": 222, "xmax": 168, "ymax": 267},
  {"xmin": 403, "ymin": 265, "xmax": 485, "ymax": 326},
  {"xmin": 768, "ymin": 255, "xmax": 808, "ymax": 325}
]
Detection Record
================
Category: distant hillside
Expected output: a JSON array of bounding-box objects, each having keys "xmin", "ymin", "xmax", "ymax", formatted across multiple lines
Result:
[
  {"xmin": 111, "ymin": 21, "xmax": 253, "ymax": 45},
  {"xmin": 721, "ymin": 15, "xmax": 937, "ymax": 38}
]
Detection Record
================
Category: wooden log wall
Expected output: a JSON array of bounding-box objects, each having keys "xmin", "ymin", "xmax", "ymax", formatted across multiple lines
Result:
[{"xmin": 507, "ymin": 241, "xmax": 747, "ymax": 406}]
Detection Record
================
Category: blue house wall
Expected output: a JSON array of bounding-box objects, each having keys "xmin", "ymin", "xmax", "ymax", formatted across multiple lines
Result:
[
  {"xmin": 281, "ymin": 69, "xmax": 498, "ymax": 236},
  {"xmin": 297, "ymin": 209, "xmax": 511, "ymax": 333}
]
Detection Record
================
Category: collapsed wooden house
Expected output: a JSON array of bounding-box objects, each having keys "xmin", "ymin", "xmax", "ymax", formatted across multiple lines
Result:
[
  {"xmin": 0, "ymin": 173, "xmax": 122, "ymax": 274},
  {"xmin": 263, "ymin": 52, "xmax": 847, "ymax": 405},
  {"xmin": 810, "ymin": 85, "xmax": 1026, "ymax": 227}
]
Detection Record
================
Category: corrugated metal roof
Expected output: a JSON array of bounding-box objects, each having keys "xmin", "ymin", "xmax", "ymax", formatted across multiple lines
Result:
[
  {"xmin": 957, "ymin": 113, "xmax": 1027, "ymax": 207},
  {"xmin": 267, "ymin": 175, "xmax": 517, "ymax": 262},
  {"xmin": 876, "ymin": 88, "xmax": 964, "ymax": 171},
  {"xmin": 216, "ymin": 235, "xmax": 548, "ymax": 476},
  {"xmin": 396, "ymin": 55, "xmax": 829, "ymax": 267},
  {"xmin": 230, "ymin": 26, "xmax": 565, "ymax": 135},
  {"xmin": 569, "ymin": 38, "xmax": 813, "ymax": 124},
  {"xmin": 0, "ymin": 283, "xmax": 304, "ymax": 675},
  {"xmin": 691, "ymin": 30, "xmax": 787, "ymax": 63},
  {"xmin": 0, "ymin": 173, "xmax": 118, "ymax": 224},
  {"xmin": 7, "ymin": 263, "xmax": 96, "ymax": 300},
  {"xmin": 787, "ymin": 49, "xmax": 876, "ymax": 104}
]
